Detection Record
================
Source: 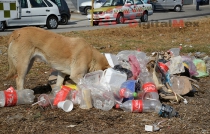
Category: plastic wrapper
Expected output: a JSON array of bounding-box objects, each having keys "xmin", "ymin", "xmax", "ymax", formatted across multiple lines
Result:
[{"xmin": 181, "ymin": 56, "xmax": 198, "ymax": 77}]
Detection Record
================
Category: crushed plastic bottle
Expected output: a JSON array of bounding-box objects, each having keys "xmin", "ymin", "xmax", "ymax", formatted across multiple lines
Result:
[
  {"xmin": 0, "ymin": 87, "xmax": 35, "ymax": 107},
  {"xmin": 116, "ymin": 100, "xmax": 179, "ymax": 118}
]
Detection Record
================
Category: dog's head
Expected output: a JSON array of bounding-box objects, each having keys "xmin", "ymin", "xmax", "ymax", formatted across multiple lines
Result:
[{"xmin": 91, "ymin": 48, "xmax": 110, "ymax": 71}]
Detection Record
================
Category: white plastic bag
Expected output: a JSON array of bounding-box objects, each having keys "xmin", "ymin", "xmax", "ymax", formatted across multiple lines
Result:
[{"xmin": 167, "ymin": 56, "xmax": 185, "ymax": 74}]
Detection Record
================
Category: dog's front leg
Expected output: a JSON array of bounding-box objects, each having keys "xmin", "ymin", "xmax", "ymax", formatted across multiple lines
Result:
[{"xmin": 56, "ymin": 71, "xmax": 66, "ymax": 87}]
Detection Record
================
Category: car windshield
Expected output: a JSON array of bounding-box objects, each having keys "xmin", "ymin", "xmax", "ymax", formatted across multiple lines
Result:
[{"xmin": 102, "ymin": 0, "xmax": 125, "ymax": 6}]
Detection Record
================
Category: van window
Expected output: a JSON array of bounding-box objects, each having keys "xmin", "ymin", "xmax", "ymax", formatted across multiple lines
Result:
[
  {"xmin": 51, "ymin": 0, "xmax": 62, "ymax": 7},
  {"xmin": 44, "ymin": 0, "xmax": 53, "ymax": 7},
  {"xmin": 30, "ymin": 0, "xmax": 47, "ymax": 7},
  {"xmin": 21, "ymin": 0, "xmax": 28, "ymax": 8}
]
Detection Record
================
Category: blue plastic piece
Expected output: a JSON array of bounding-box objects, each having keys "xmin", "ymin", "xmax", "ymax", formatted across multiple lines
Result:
[{"xmin": 121, "ymin": 80, "xmax": 136, "ymax": 102}]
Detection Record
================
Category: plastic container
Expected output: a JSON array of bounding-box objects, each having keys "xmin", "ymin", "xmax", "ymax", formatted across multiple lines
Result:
[
  {"xmin": 84, "ymin": 70, "xmax": 103, "ymax": 84},
  {"xmin": 66, "ymin": 90, "xmax": 81, "ymax": 105},
  {"xmin": 53, "ymin": 85, "xmax": 72, "ymax": 106},
  {"xmin": 116, "ymin": 100, "xmax": 179, "ymax": 118},
  {"xmin": 91, "ymin": 84, "xmax": 115, "ymax": 111},
  {"xmin": 37, "ymin": 94, "xmax": 55, "ymax": 108},
  {"xmin": 100, "ymin": 68, "xmax": 127, "ymax": 88},
  {"xmin": 0, "ymin": 87, "xmax": 35, "ymax": 107}
]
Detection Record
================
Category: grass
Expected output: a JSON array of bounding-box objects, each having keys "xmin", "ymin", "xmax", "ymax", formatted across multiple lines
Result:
[{"xmin": 0, "ymin": 17, "xmax": 210, "ymax": 55}]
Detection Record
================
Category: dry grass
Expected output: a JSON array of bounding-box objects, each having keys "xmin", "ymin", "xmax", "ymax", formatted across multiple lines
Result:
[
  {"xmin": 1, "ymin": 17, "xmax": 210, "ymax": 55},
  {"xmin": 0, "ymin": 17, "xmax": 210, "ymax": 134},
  {"xmin": 62, "ymin": 17, "xmax": 210, "ymax": 55}
]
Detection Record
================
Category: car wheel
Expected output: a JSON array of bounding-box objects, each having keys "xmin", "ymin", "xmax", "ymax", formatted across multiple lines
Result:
[
  {"xmin": 46, "ymin": 16, "xmax": 58, "ymax": 29},
  {"xmin": 59, "ymin": 14, "xmax": 68, "ymax": 25},
  {"xmin": 85, "ymin": 7, "xmax": 91, "ymax": 15},
  {"xmin": 93, "ymin": 21, "xmax": 99, "ymax": 26},
  {"xmin": 0, "ymin": 21, "xmax": 5, "ymax": 32},
  {"xmin": 174, "ymin": 5, "xmax": 181, "ymax": 12},
  {"xmin": 141, "ymin": 12, "xmax": 148, "ymax": 22},
  {"xmin": 116, "ymin": 13, "xmax": 125, "ymax": 24}
]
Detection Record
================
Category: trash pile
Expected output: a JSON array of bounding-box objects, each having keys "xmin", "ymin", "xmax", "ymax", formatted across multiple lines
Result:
[{"xmin": 1, "ymin": 48, "xmax": 210, "ymax": 123}]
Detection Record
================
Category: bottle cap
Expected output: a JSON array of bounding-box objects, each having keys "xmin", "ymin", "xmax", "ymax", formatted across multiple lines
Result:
[
  {"xmin": 133, "ymin": 92, "xmax": 137, "ymax": 98},
  {"xmin": 115, "ymin": 104, "xmax": 120, "ymax": 109}
]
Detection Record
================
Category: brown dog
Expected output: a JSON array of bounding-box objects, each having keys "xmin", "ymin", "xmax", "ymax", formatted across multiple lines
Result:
[{"xmin": 6, "ymin": 27, "xmax": 110, "ymax": 90}]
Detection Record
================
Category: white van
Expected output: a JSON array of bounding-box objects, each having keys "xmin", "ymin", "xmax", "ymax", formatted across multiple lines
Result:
[{"xmin": 0, "ymin": 0, "xmax": 61, "ymax": 31}]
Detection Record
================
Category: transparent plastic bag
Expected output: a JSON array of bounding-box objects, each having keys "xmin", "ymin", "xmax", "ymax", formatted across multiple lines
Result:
[
  {"xmin": 181, "ymin": 56, "xmax": 198, "ymax": 77},
  {"xmin": 78, "ymin": 78, "xmax": 115, "ymax": 111},
  {"xmin": 116, "ymin": 50, "xmax": 149, "ymax": 74},
  {"xmin": 167, "ymin": 56, "xmax": 185, "ymax": 74}
]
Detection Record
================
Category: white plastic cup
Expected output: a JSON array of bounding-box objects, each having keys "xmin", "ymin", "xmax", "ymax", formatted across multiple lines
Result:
[{"xmin": 57, "ymin": 100, "xmax": 73, "ymax": 112}]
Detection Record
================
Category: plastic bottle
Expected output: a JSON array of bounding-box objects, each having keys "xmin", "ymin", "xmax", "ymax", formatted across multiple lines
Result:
[
  {"xmin": 116, "ymin": 100, "xmax": 179, "ymax": 118},
  {"xmin": 139, "ymin": 72, "xmax": 159, "ymax": 100},
  {"xmin": 0, "ymin": 87, "xmax": 35, "ymax": 107},
  {"xmin": 119, "ymin": 88, "xmax": 137, "ymax": 98},
  {"xmin": 120, "ymin": 80, "xmax": 137, "ymax": 102}
]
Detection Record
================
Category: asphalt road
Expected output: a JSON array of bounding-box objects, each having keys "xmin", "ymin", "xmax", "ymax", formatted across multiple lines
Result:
[{"xmin": 0, "ymin": 5, "xmax": 210, "ymax": 36}]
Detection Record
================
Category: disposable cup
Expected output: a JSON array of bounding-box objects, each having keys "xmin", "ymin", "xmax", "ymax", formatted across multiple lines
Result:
[
  {"xmin": 57, "ymin": 100, "xmax": 73, "ymax": 112},
  {"xmin": 38, "ymin": 94, "xmax": 55, "ymax": 107}
]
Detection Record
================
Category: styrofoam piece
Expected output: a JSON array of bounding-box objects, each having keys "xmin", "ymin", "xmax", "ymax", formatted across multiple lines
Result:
[
  {"xmin": 105, "ymin": 53, "xmax": 119, "ymax": 67},
  {"xmin": 57, "ymin": 100, "xmax": 73, "ymax": 112}
]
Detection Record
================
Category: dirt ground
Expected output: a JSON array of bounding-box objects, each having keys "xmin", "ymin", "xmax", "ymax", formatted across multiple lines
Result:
[{"xmin": 0, "ymin": 18, "xmax": 210, "ymax": 134}]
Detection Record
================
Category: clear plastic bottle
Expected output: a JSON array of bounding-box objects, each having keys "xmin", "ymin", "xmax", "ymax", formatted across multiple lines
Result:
[
  {"xmin": 119, "ymin": 88, "xmax": 137, "ymax": 98},
  {"xmin": 116, "ymin": 100, "xmax": 179, "ymax": 118},
  {"xmin": 0, "ymin": 87, "xmax": 35, "ymax": 107},
  {"xmin": 139, "ymin": 72, "xmax": 159, "ymax": 100}
]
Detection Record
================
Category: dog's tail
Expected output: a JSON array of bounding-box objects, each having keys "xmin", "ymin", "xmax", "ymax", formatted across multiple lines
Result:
[
  {"xmin": 6, "ymin": 34, "xmax": 18, "ymax": 80},
  {"xmin": 6, "ymin": 54, "xmax": 17, "ymax": 80}
]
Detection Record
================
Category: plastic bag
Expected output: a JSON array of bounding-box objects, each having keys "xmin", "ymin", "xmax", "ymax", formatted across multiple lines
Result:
[
  {"xmin": 181, "ymin": 56, "xmax": 198, "ymax": 77},
  {"xmin": 193, "ymin": 59, "xmax": 209, "ymax": 77},
  {"xmin": 116, "ymin": 50, "xmax": 149, "ymax": 73},
  {"xmin": 128, "ymin": 55, "xmax": 140, "ymax": 80},
  {"xmin": 166, "ymin": 56, "xmax": 185, "ymax": 74}
]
